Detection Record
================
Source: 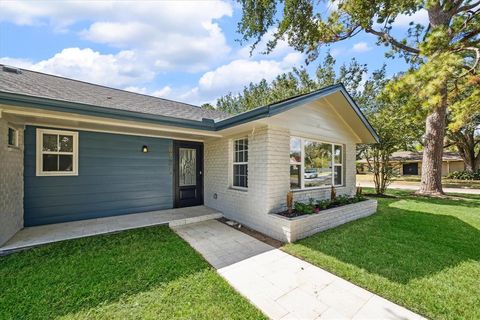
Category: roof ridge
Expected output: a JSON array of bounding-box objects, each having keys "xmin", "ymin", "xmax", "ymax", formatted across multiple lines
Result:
[{"xmin": 0, "ymin": 63, "xmax": 206, "ymax": 111}]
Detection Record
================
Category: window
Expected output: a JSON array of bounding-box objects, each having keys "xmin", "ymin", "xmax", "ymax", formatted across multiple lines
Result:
[
  {"xmin": 333, "ymin": 144, "xmax": 343, "ymax": 186},
  {"xmin": 7, "ymin": 127, "xmax": 18, "ymax": 147},
  {"xmin": 36, "ymin": 129, "xmax": 78, "ymax": 176},
  {"xmin": 233, "ymin": 138, "xmax": 248, "ymax": 188},
  {"xmin": 289, "ymin": 137, "xmax": 344, "ymax": 189}
]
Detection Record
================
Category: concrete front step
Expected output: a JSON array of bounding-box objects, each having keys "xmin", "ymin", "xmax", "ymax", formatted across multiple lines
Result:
[{"xmin": 0, "ymin": 206, "xmax": 222, "ymax": 255}]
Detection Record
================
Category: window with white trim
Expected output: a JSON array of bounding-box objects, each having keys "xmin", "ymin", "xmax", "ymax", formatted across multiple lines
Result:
[
  {"xmin": 36, "ymin": 129, "xmax": 78, "ymax": 176},
  {"xmin": 233, "ymin": 137, "xmax": 248, "ymax": 188},
  {"xmin": 7, "ymin": 127, "xmax": 18, "ymax": 147},
  {"xmin": 289, "ymin": 137, "xmax": 343, "ymax": 189}
]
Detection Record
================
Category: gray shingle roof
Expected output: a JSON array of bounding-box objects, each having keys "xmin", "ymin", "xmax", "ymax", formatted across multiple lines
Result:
[{"xmin": 0, "ymin": 65, "xmax": 229, "ymax": 121}]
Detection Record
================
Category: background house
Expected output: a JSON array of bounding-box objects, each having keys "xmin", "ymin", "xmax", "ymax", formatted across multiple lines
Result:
[{"xmin": 357, "ymin": 151, "xmax": 465, "ymax": 176}]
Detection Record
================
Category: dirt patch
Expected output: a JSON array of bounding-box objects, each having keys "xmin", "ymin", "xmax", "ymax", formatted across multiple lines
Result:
[{"xmin": 217, "ymin": 218, "xmax": 283, "ymax": 248}]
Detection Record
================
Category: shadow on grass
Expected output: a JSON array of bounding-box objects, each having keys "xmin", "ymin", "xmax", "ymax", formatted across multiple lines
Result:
[
  {"xmin": 295, "ymin": 195, "xmax": 480, "ymax": 284},
  {"xmin": 0, "ymin": 226, "xmax": 210, "ymax": 319}
]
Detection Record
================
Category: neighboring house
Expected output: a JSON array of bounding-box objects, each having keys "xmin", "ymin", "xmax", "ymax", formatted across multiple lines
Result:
[
  {"xmin": 357, "ymin": 151, "xmax": 465, "ymax": 176},
  {"xmin": 0, "ymin": 65, "xmax": 378, "ymax": 245}
]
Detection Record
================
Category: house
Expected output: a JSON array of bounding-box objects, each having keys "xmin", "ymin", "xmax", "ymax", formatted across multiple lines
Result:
[
  {"xmin": 0, "ymin": 65, "xmax": 378, "ymax": 245},
  {"xmin": 357, "ymin": 151, "xmax": 465, "ymax": 176}
]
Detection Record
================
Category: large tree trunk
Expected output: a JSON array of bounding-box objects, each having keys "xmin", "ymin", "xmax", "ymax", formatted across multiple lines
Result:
[{"xmin": 418, "ymin": 87, "xmax": 448, "ymax": 196}]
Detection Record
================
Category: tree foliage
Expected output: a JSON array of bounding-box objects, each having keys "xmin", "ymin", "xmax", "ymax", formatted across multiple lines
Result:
[{"xmin": 211, "ymin": 53, "xmax": 367, "ymax": 114}]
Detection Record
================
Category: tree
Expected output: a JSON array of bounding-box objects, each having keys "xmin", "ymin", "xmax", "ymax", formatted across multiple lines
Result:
[
  {"xmin": 200, "ymin": 103, "xmax": 215, "ymax": 110},
  {"xmin": 237, "ymin": 0, "xmax": 480, "ymax": 196},
  {"xmin": 446, "ymin": 114, "xmax": 480, "ymax": 171}
]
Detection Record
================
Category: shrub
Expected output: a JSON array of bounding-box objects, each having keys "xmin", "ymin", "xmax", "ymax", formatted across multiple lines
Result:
[
  {"xmin": 291, "ymin": 194, "xmax": 367, "ymax": 216},
  {"xmin": 446, "ymin": 170, "xmax": 480, "ymax": 180}
]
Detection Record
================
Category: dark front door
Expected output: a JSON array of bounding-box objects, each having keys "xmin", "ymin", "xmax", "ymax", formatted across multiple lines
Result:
[
  {"xmin": 174, "ymin": 141, "xmax": 203, "ymax": 207},
  {"xmin": 403, "ymin": 162, "xmax": 419, "ymax": 175}
]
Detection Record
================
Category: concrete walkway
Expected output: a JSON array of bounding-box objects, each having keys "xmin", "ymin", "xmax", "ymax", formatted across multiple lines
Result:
[
  {"xmin": 357, "ymin": 181, "xmax": 480, "ymax": 195},
  {"xmin": 174, "ymin": 220, "xmax": 424, "ymax": 320},
  {"xmin": 0, "ymin": 206, "xmax": 221, "ymax": 255}
]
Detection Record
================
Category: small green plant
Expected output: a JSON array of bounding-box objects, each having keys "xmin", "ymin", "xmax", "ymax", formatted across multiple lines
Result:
[
  {"xmin": 316, "ymin": 199, "xmax": 330, "ymax": 210},
  {"xmin": 294, "ymin": 201, "xmax": 315, "ymax": 214}
]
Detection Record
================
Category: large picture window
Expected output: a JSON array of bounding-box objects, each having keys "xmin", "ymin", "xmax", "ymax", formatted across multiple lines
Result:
[
  {"xmin": 233, "ymin": 137, "xmax": 248, "ymax": 188},
  {"xmin": 289, "ymin": 137, "xmax": 343, "ymax": 189},
  {"xmin": 36, "ymin": 128, "xmax": 78, "ymax": 176}
]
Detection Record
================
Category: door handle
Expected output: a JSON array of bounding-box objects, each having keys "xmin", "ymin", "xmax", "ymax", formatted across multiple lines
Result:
[{"xmin": 199, "ymin": 171, "xmax": 202, "ymax": 175}]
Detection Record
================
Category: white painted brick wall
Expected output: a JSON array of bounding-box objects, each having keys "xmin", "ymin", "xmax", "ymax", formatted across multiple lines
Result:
[
  {"xmin": 204, "ymin": 125, "xmax": 361, "ymax": 242},
  {"xmin": 0, "ymin": 118, "xmax": 24, "ymax": 246}
]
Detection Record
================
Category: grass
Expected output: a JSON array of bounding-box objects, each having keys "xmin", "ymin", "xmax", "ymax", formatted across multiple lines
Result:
[
  {"xmin": 283, "ymin": 189, "xmax": 480, "ymax": 320},
  {"xmin": 0, "ymin": 226, "xmax": 266, "ymax": 320}
]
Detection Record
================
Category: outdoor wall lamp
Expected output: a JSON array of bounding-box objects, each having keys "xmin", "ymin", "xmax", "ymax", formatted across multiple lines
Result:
[{"xmin": 142, "ymin": 145, "xmax": 149, "ymax": 153}]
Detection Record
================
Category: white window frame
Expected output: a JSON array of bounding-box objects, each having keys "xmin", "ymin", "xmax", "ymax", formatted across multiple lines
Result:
[
  {"xmin": 7, "ymin": 126, "xmax": 18, "ymax": 148},
  {"xmin": 36, "ymin": 128, "xmax": 79, "ymax": 176},
  {"xmin": 290, "ymin": 136, "xmax": 344, "ymax": 190},
  {"xmin": 232, "ymin": 137, "xmax": 248, "ymax": 189}
]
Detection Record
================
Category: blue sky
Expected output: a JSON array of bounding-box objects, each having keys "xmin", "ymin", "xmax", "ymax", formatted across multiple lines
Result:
[{"xmin": 0, "ymin": 1, "xmax": 427, "ymax": 105}]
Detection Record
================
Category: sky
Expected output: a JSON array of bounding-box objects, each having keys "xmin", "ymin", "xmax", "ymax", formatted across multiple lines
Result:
[{"xmin": 0, "ymin": 0, "xmax": 428, "ymax": 106}]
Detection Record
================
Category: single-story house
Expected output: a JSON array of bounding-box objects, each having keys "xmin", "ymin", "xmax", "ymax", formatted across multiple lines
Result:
[
  {"xmin": 357, "ymin": 151, "xmax": 465, "ymax": 176},
  {"xmin": 0, "ymin": 65, "xmax": 378, "ymax": 245}
]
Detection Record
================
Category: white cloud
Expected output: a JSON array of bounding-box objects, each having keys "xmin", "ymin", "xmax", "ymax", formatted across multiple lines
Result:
[
  {"xmin": 0, "ymin": 1, "xmax": 233, "ymax": 72},
  {"xmin": 351, "ymin": 42, "xmax": 372, "ymax": 53},
  {"xmin": 152, "ymin": 86, "xmax": 172, "ymax": 98},
  {"xmin": 176, "ymin": 53, "xmax": 304, "ymax": 104},
  {"xmin": 124, "ymin": 86, "xmax": 148, "ymax": 94},
  {"xmin": 392, "ymin": 9, "xmax": 429, "ymax": 27},
  {"xmin": 1, "ymin": 48, "xmax": 155, "ymax": 87}
]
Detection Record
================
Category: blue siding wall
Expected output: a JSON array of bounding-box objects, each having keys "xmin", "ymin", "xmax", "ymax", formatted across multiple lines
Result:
[{"xmin": 24, "ymin": 126, "xmax": 173, "ymax": 226}]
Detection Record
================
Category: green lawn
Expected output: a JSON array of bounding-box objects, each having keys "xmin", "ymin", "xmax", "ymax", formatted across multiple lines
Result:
[
  {"xmin": 0, "ymin": 226, "xmax": 266, "ymax": 320},
  {"xmin": 283, "ymin": 189, "xmax": 480, "ymax": 319}
]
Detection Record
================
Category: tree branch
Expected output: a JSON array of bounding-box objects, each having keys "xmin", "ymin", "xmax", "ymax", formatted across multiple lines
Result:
[
  {"xmin": 454, "ymin": 1, "xmax": 480, "ymax": 14},
  {"xmin": 365, "ymin": 27, "xmax": 421, "ymax": 54}
]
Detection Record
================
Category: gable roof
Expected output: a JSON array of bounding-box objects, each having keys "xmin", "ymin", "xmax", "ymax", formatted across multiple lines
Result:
[
  {"xmin": 0, "ymin": 65, "xmax": 228, "ymax": 122},
  {"xmin": 0, "ymin": 65, "xmax": 379, "ymax": 142},
  {"xmin": 389, "ymin": 151, "xmax": 463, "ymax": 162},
  {"xmin": 216, "ymin": 83, "xmax": 380, "ymax": 142}
]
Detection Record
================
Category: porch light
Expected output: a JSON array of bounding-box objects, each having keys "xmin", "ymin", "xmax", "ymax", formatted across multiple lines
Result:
[{"xmin": 142, "ymin": 145, "xmax": 149, "ymax": 153}]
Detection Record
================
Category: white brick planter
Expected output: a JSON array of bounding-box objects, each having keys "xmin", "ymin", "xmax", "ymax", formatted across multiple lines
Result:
[{"xmin": 269, "ymin": 199, "xmax": 378, "ymax": 242}]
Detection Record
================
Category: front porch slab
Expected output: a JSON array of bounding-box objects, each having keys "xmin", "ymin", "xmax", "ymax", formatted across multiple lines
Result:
[{"xmin": 0, "ymin": 206, "xmax": 222, "ymax": 255}]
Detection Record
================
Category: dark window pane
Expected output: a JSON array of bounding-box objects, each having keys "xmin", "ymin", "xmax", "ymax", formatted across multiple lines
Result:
[
  {"xmin": 59, "ymin": 135, "xmax": 73, "ymax": 152},
  {"xmin": 43, "ymin": 154, "xmax": 58, "ymax": 171},
  {"xmin": 233, "ymin": 174, "xmax": 239, "ymax": 187},
  {"xmin": 334, "ymin": 145, "xmax": 342, "ymax": 164},
  {"xmin": 334, "ymin": 166, "xmax": 342, "ymax": 185},
  {"xmin": 8, "ymin": 128, "xmax": 16, "ymax": 146},
  {"xmin": 43, "ymin": 134, "xmax": 58, "ymax": 152},
  {"xmin": 59, "ymin": 155, "xmax": 73, "ymax": 171},
  {"xmin": 290, "ymin": 165, "xmax": 301, "ymax": 189},
  {"xmin": 304, "ymin": 141, "xmax": 332, "ymax": 187}
]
